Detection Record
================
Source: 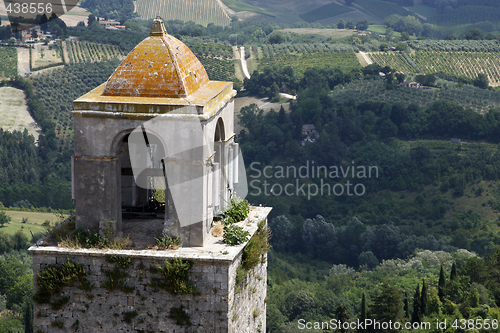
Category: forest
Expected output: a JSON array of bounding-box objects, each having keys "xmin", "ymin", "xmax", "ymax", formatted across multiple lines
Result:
[{"xmin": 238, "ymin": 62, "xmax": 500, "ymax": 330}]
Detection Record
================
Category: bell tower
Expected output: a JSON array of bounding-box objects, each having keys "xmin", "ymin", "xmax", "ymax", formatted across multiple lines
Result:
[
  {"xmin": 30, "ymin": 18, "xmax": 269, "ymax": 333},
  {"xmin": 71, "ymin": 17, "xmax": 239, "ymax": 246}
]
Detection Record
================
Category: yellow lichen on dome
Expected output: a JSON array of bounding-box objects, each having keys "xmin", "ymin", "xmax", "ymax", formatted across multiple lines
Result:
[{"xmin": 102, "ymin": 17, "xmax": 209, "ymax": 98}]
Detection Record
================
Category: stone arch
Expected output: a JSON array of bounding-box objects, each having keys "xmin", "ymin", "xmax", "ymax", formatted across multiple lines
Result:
[
  {"xmin": 214, "ymin": 117, "xmax": 225, "ymax": 142},
  {"xmin": 115, "ymin": 128, "xmax": 167, "ymax": 220}
]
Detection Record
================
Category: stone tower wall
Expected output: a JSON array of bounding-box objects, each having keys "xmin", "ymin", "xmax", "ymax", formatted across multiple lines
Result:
[{"xmin": 32, "ymin": 249, "xmax": 267, "ymax": 333}]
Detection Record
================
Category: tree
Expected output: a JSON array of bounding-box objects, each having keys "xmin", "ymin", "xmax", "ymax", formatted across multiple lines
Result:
[
  {"xmin": 412, "ymin": 284, "xmax": 421, "ymax": 323},
  {"xmin": 395, "ymin": 42, "xmax": 408, "ymax": 51},
  {"xmin": 403, "ymin": 292, "xmax": 409, "ymax": 319},
  {"xmin": 278, "ymin": 105, "xmax": 287, "ymax": 124},
  {"xmin": 474, "ymin": 73, "xmax": 489, "ymax": 89},
  {"xmin": 268, "ymin": 32, "xmax": 285, "ymax": 44},
  {"xmin": 464, "ymin": 28, "xmax": 484, "ymax": 40},
  {"xmin": 238, "ymin": 104, "xmax": 263, "ymax": 130},
  {"xmin": 379, "ymin": 119, "xmax": 398, "ymax": 138},
  {"xmin": 0, "ymin": 211, "xmax": 11, "ymax": 227},
  {"xmin": 40, "ymin": 14, "xmax": 48, "ymax": 31},
  {"xmin": 400, "ymin": 31, "xmax": 410, "ymax": 40},
  {"xmin": 438, "ymin": 265, "xmax": 446, "ymax": 301},
  {"xmin": 360, "ymin": 292, "xmax": 367, "ymax": 322},
  {"xmin": 450, "ymin": 262, "xmax": 457, "ymax": 280},
  {"xmin": 421, "ymin": 279, "xmax": 428, "ymax": 316},
  {"xmin": 24, "ymin": 301, "xmax": 33, "ymax": 333},
  {"xmin": 415, "ymin": 74, "xmax": 436, "ymax": 87},
  {"xmin": 335, "ymin": 304, "xmax": 350, "ymax": 333},
  {"xmin": 337, "ymin": 20, "xmax": 345, "ymax": 29},
  {"xmin": 87, "ymin": 14, "xmax": 96, "ymax": 27},
  {"xmin": 358, "ymin": 251, "xmax": 378, "ymax": 269},
  {"xmin": 396, "ymin": 73, "xmax": 406, "ymax": 84},
  {"xmin": 356, "ymin": 20, "xmax": 369, "ymax": 31},
  {"xmin": 346, "ymin": 21, "xmax": 355, "ymax": 29},
  {"xmin": 370, "ymin": 283, "xmax": 404, "ymax": 330}
]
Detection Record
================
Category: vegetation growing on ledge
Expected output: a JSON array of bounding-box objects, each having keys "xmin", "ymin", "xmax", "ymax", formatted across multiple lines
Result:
[
  {"xmin": 235, "ymin": 221, "xmax": 271, "ymax": 286},
  {"xmin": 223, "ymin": 224, "xmax": 250, "ymax": 246},
  {"xmin": 101, "ymin": 257, "xmax": 134, "ymax": 293},
  {"xmin": 154, "ymin": 230, "xmax": 182, "ymax": 250},
  {"xmin": 221, "ymin": 197, "xmax": 251, "ymax": 246},
  {"xmin": 105, "ymin": 255, "xmax": 132, "ymax": 269},
  {"xmin": 33, "ymin": 260, "xmax": 92, "ymax": 310},
  {"xmin": 149, "ymin": 257, "xmax": 199, "ymax": 295},
  {"xmin": 44, "ymin": 215, "xmax": 133, "ymax": 250},
  {"xmin": 223, "ymin": 197, "xmax": 250, "ymax": 225}
]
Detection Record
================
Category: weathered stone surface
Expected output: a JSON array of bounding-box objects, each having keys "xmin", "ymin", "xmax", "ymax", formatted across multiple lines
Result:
[{"xmin": 30, "ymin": 209, "xmax": 271, "ymax": 333}]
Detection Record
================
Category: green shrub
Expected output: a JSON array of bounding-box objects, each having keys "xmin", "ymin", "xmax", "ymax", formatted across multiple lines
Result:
[
  {"xmin": 223, "ymin": 224, "xmax": 250, "ymax": 246},
  {"xmin": 234, "ymin": 221, "xmax": 271, "ymax": 288},
  {"xmin": 155, "ymin": 230, "xmax": 182, "ymax": 249},
  {"xmin": 223, "ymin": 197, "xmax": 250, "ymax": 224},
  {"xmin": 149, "ymin": 258, "xmax": 198, "ymax": 295},
  {"xmin": 242, "ymin": 221, "xmax": 271, "ymax": 270},
  {"xmin": 34, "ymin": 260, "xmax": 92, "ymax": 310}
]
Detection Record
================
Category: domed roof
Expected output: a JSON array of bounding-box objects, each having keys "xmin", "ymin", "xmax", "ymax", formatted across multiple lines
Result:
[{"xmin": 102, "ymin": 18, "xmax": 209, "ymax": 98}]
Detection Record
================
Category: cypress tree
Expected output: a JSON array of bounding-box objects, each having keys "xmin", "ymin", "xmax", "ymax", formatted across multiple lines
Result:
[
  {"xmin": 412, "ymin": 284, "xmax": 421, "ymax": 323},
  {"xmin": 403, "ymin": 292, "xmax": 409, "ymax": 319},
  {"xmin": 361, "ymin": 292, "xmax": 367, "ymax": 320},
  {"xmin": 278, "ymin": 105, "xmax": 286, "ymax": 124},
  {"xmin": 421, "ymin": 279, "xmax": 428, "ymax": 316},
  {"xmin": 438, "ymin": 265, "xmax": 446, "ymax": 301},
  {"xmin": 24, "ymin": 301, "xmax": 33, "ymax": 333},
  {"xmin": 450, "ymin": 262, "xmax": 457, "ymax": 281},
  {"xmin": 358, "ymin": 292, "xmax": 367, "ymax": 333}
]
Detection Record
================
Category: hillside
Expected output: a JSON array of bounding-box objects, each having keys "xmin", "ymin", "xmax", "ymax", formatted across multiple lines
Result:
[
  {"xmin": 228, "ymin": 0, "xmax": 426, "ymax": 25},
  {"xmin": 135, "ymin": 0, "xmax": 232, "ymax": 27}
]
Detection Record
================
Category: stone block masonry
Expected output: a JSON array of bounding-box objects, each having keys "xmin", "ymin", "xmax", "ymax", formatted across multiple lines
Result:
[{"xmin": 30, "ymin": 207, "xmax": 271, "ymax": 333}]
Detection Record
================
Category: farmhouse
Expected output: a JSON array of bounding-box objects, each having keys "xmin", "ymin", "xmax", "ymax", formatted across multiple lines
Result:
[{"xmin": 400, "ymin": 80, "xmax": 420, "ymax": 88}]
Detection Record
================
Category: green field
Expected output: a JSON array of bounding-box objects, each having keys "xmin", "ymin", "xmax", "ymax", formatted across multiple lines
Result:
[
  {"xmin": 136, "ymin": 0, "xmax": 231, "ymax": 26},
  {"xmin": 66, "ymin": 40, "xmax": 125, "ymax": 64},
  {"xmin": 198, "ymin": 56, "xmax": 237, "ymax": 82},
  {"xmin": 366, "ymin": 50, "xmax": 500, "ymax": 86},
  {"xmin": 368, "ymin": 52, "xmax": 413, "ymax": 72},
  {"xmin": 299, "ymin": 3, "xmax": 354, "ymax": 23},
  {"xmin": 368, "ymin": 24, "xmax": 401, "ymax": 37},
  {"xmin": 355, "ymin": 0, "xmax": 410, "ymax": 20},
  {"xmin": 258, "ymin": 52, "xmax": 361, "ymax": 77},
  {"xmin": 0, "ymin": 47, "xmax": 17, "ymax": 78},
  {"xmin": 0, "ymin": 210, "xmax": 67, "ymax": 238},
  {"xmin": 221, "ymin": 0, "xmax": 274, "ymax": 16},
  {"xmin": 410, "ymin": 51, "xmax": 500, "ymax": 86},
  {"xmin": 330, "ymin": 79, "xmax": 500, "ymax": 113},
  {"xmin": 408, "ymin": 4, "xmax": 438, "ymax": 20}
]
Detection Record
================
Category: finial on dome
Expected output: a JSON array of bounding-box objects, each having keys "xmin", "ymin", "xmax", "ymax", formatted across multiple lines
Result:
[{"xmin": 150, "ymin": 16, "xmax": 167, "ymax": 37}]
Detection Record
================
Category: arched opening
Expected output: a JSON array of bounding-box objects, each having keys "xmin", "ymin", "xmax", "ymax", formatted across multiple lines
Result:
[
  {"xmin": 118, "ymin": 132, "xmax": 166, "ymax": 220},
  {"xmin": 214, "ymin": 117, "xmax": 225, "ymax": 142},
  {"xmin": 213, "ymin": 118, "xmax": 226, "ymax": 212}
]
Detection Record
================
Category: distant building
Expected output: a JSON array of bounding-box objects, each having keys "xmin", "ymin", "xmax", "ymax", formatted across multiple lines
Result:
[
  {"xmin": 450, "ymin": 138, "xmax": 461, "ymax": 143},
  {"xmin": 400, "ymin": 80, "xmax": 420, "ymax": 89},
  {"xmin": 98, "ymin": 20, "xmax": 121, "ymax": 28},
  {"xmin": 302, "ymin": 124, "xmax": 319, "ymax": 142},
  {"xmin": 22, "ymin": 34, "xmax": 34, "ymax": 43}
]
